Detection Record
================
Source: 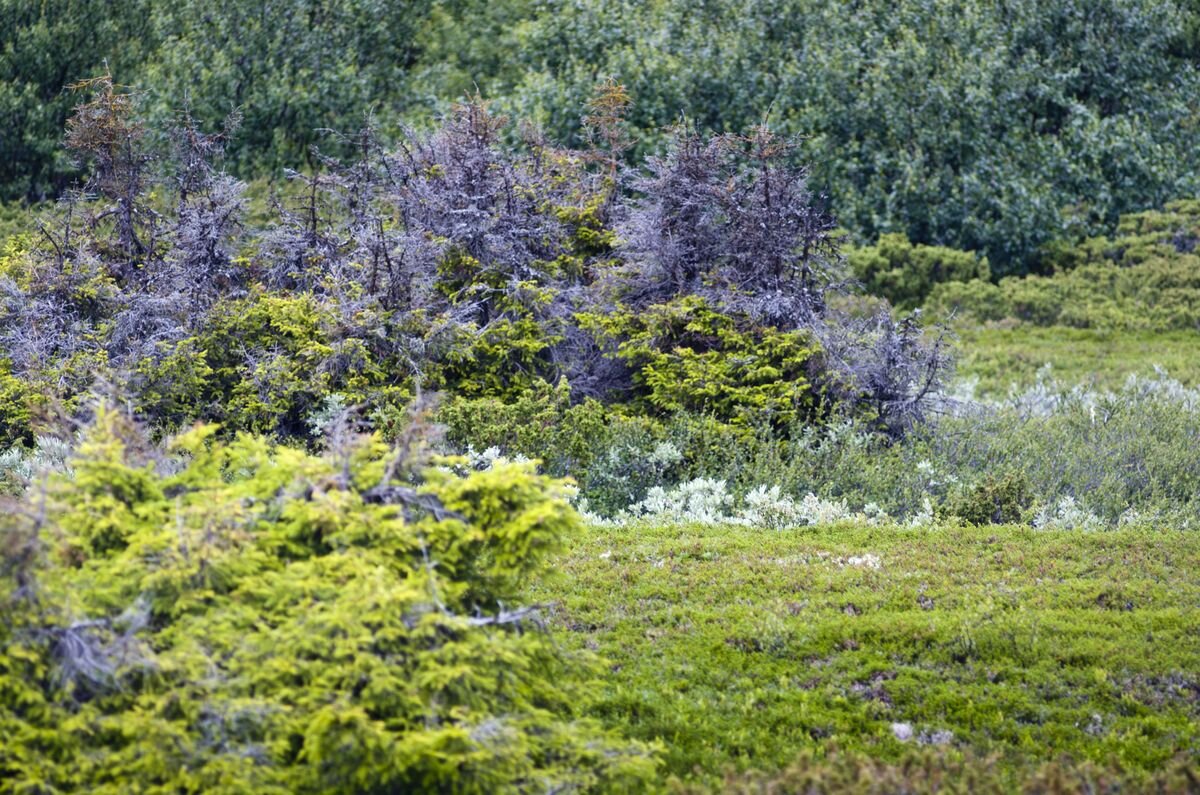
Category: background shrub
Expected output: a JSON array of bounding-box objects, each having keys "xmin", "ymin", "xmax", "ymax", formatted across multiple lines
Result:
[{"xmin": 848, "ymin": 233, "xmax": 989, "ymax": 310}]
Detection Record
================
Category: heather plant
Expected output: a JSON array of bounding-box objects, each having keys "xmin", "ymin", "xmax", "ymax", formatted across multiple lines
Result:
[
  {"xmin": 1033, "ymin": 496, "xmax": 1106, "ymax": 532},
  {"xmin": 573, "ymin": 420, "xmax": 683, "ymax": 517}
]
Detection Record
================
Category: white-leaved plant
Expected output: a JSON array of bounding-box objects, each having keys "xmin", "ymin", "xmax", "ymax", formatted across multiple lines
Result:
[
  {"xmin": 604, "ymin": 478, "xmax": 899, "ymax": 529},
  {"xmin": 623, "ymin": 478, "xmax": 733, "ymax": 525},
  {"xmin": 741, "ymin": 485, "xmax": 803, "ymax": 529},
  {"xmin": 1033, "ymin": 496, "xmax": 1104, "ymax": 531},
  {"xmin": 0, "ymin": 435, "xmax": 75, "ymax": 492},
  {"xmin": 465, "ymin": 444, "xmax": 531, "ymax": 470}
]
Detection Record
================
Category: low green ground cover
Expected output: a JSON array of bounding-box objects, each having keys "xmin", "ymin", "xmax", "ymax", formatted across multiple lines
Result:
[
  {"xmin": 534, "ymin": 522, "xmax": 1200, "ymax": 791},
  {"xmin": 955, "ymin": 326, "xmax": 1200, "ymax": 396}
]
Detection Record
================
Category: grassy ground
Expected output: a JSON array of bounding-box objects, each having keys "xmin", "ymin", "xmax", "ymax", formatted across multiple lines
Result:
[
  {"xmin": 954, "ymin": 326, "xmax": 1200, "ymax": 396},
  {"xmin": 533, "ymin": 522, "xmax": 1200, "ymax": 791}
]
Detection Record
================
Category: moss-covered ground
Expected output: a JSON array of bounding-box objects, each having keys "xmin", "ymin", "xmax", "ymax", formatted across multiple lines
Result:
[{"xmin": 534, "ymin": 522, "xmax": 1200, "ymax": 790}]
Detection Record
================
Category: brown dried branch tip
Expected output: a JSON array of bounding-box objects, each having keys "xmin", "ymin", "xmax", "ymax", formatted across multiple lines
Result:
[
  {"xmin": 583, "ymin": 77, "xmax": 633, "ymax": 185},
  {"xmin": 450, "ymin": 91, "xmax": 509, "ymax": 147},
  {"xmin": 65, "ymin": 71, "xmax": 155, "ymax": 270},
  {"xmin": 65, "ymin": 73, "xmax": 142, "ymax": 148}
]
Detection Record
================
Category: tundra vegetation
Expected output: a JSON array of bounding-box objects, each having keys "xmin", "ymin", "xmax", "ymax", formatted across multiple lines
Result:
[{"xmin": 3, "ymin": 4, "xmax": 1200, "ymax": 792}]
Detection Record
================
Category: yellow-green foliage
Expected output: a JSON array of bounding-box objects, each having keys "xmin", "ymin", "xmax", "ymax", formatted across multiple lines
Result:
[
  {"xmin": 585, "ymin": 297, "xmax": 821, "ymax": 426},
  {"xmin": 0, "ymin": 360, "xmax": 36, "ymax": 447},
  {"xmin": 200, "ymin": 292, "xmax": 339, "ymax": 432},
  {"xmin": 848, "ymin": 233, "xmax": 989, "ymax": 309},
  {"xmin": 132, "ymin": 336, "xmax": 217, "ymax": 428},
  {"xmin": 431, "ymin": 244, "xmax": 568, "ymax": 399},
  {"xmin": 438, "ymin": 379, "xmax": 615, "ymax": 476},
  {"xmin": 0, "ymin": 233, "xmax": 32, "ymax": 286},
  {"xmin": 0, "ymin": 409, "xmax": 658, "ymax": 792},
  {"xmin": 552, "ymin": 196, "xmax": 619, "ymax": 273},
  {"xmin": 132, "ymin": 291, "xmax": 410, "ymax": 437},
  {"xmin": 1043, "ymin": 199, "xmax": 1200, "ymax": 272},
  {"xmin": 434, "ymin": 317, "xmax": 561, "ymax": 400}
]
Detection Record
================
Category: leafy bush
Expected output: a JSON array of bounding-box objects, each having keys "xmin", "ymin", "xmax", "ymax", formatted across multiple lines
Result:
[
  {"xmin": 945, "ymin": 471, "xmax": 1033, "ymax": 526},
  {"xmin": 0, "ymin": 408, "xmax": 659, "ymax": 791},
  {"xmin": 8, "ymin": 0, "xmax": 1200, "ymax": 272},
  {"xmin": 0, "ymin": 434, "xmax": 73, "ymax": 495},
  {"xmin": 562, "ymin": 369, "xmax": 1200, "ymax": 532},
  {"xmin": 921, "ymin": 374, "xmax": 1200, "ymax": 528},
  {"xmin": 930, "ymin": 259, "xmax": 1200, "ymax": 331},
  {"xmin": 573, "ymin": 419, "xmax": 681, "ymax": 517},
  {"xmin": 437, "ymin": 379, "xmax": 613, "ymax": 478},
  {"xmin": 607, "ymin": 478, "xmax": 876, "ymax": 529},
  {"xmin": 849, "ymin": 233, "xmax": 989, "ymax": 310},
  {"xmin": 583, "ymin": 297, "xmax": 821, "ymax": 427},
  {"xmin": 495, "ymin": 0, "xmax": 1200, "ymax": 273},
  {"xmin": 929, "ymin": 198, "xmax": 1200, "ymax": 331}
]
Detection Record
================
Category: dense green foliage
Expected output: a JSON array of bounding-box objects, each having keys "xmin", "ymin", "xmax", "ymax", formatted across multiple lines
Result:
[
  {"xmin": 0, "ymin": 409, "xmax": 657, "ymax": 792},
  {"xmin": 499, "ymin": 0, "xmax": 1200, "ymax": 273},
  {"xmin": 0, "ymin": 0, "xmax": 157, "ymax": 199},
  {"xmin": 582, "ymin": 297, "xmax": 821, "ymax": 427},
  {"xmin": 132, "ymin": 291, "xmax": 411, "ymax": 438},
  {"xmin": 848, "ymin": 234, "xmax": 989, "ymax": 310},
  {"xmin": 534, "ymin": 521, "xmax": 1200, "ymax": 790},
  {"xmin": 6, "ymin": 0, "xmax": 1200, "ymax": 272},
  {"xmin": 929, "ymin": 200, "xmax": 1200, "ymax": 330},
  {"xmin": 0, "ymin": 0, "xmax": 430, "ymax": 198},
  {"xmin": 142, "ymin": 0, "xmax": 432, "ymax": 176}
]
